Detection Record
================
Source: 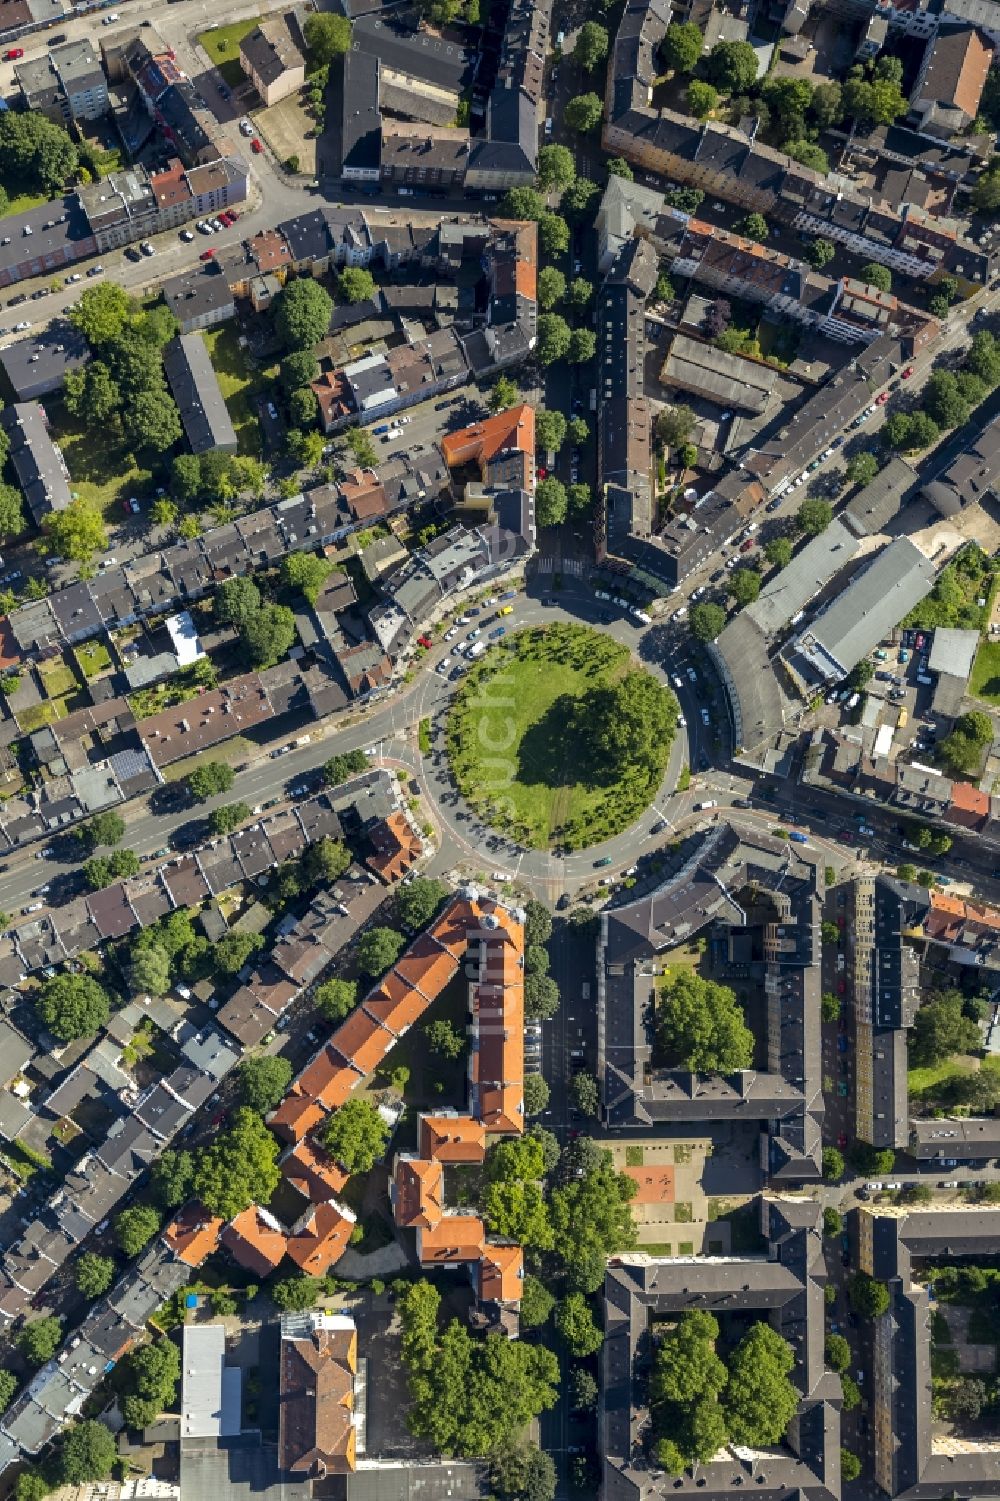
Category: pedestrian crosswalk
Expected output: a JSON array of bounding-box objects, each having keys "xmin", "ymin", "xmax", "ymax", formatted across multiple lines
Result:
[{"xmin": 535, "ymin": 556, "xmax": 584, "ymax": 577}]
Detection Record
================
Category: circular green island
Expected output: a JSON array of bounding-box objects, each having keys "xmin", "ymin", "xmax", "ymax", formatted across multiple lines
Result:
[{"xmin": 444, "ymin": 623, "xmax": 680, "ymax": 851}]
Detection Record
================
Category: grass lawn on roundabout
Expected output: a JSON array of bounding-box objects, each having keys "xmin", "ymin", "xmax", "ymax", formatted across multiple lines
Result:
[{"xmin": 444, "ymin": 622, "xmax": 679, "ymax": 851}]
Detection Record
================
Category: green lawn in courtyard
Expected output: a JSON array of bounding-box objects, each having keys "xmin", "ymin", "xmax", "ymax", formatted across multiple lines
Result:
[{"xmin": 201, "ymin": 325, "xmax": 272, "ymax": 456}]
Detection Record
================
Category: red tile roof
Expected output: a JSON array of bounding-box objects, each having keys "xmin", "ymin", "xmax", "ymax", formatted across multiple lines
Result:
[
  {"xmin": 479, "ymin": 1243, "xmax": 523, "ymax": 1303},
  {"xmin": 440, "ymin": 405, "xmax": 535, "ymax": 475},
  {"xmin": 162, "ymin": 1203, "xmax": 223, "ymax": 1267},
  {"xmin": 296, "ymin": 1046, "xmax": 360, "ymax": 1109},
  {"xmin": 286, "ymin": 1200, "xmax": 356, "ymax": 1274},
  {"xmin": 394, "ymin": 1156, "xmax": 444, "ymax": 1229},
  {"xmin": 418, "ymin": 1215, "xmax": 485, "ymax": 1262},
  {"xmin": 269, "ymin": 1090, "xmax": 327, "ymax": 1144},
  {"xmin": 949, "ymin": 781, "xmax": 989, "ymax": 820},
  {"xmin": 391, "ymin": 937, "xmax": 460, "ymax": 1001},
  {"xmin": 282, "ymin": 1137, "xmax": 350, "ymax": 1204},
  {"xmin": 419, "ymin": 1113, "xmax": 486, "ymax": 1163},
  {"xmin": 221, "ymin": 1205, "xmax": 288, "ymax": 1277},
  {"xmin": 328, "ymin": 1007, "xmax": 394, "ymax": 1076},
  {"xmin": 367, "ymin": 811, "xmax": 422, "ymax": 884},
  {"xmin": 279, "ymin": 1315, "xmax": 357, "ymax": 1477},
  {"xmin": 362, "ymin": 968, "xmax": 432, "ymax": 1037}
]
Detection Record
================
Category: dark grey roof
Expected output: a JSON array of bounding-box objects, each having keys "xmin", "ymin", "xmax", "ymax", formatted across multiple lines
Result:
[
  {"xmin": 598, "ymin": 823, "xmax": 823, "ymax": 1174},
  {"xmin": 786, "ymin": 537, "xmax": 936, "ymax": 683},
  {"xmin": 162, "ymin": 265, "xmax": 235, "ymax": 327},
  {"xmin": 0, "ymin": 402, "xmax": 72, "ymax": 525},
  {"xmin": 0, "ymin": 1020, "xmax": 32, "ymax": 1084},
  {"xmin": 163, "ymin": 333, "xmax": 237, "ymax": 455},
  {"xmin": 351, "ymin": 11, "xmax": 474, "ymax": 91},
  {"xmin": 329, "ymin": 49, "xmax": 381, "ymax": 177},
  {"xmin": 0, "ymin": 320, "xmax": 90, "ymax": 400},
  {"xmin": 602, "ymin": 1198, "xmax": 837, "ymax": 1501}
]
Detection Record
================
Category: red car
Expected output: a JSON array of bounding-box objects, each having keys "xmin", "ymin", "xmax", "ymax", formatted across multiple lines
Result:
[
  {"xmin": 218, "ymin": 211, "xmax": 233, "ymax": 226},
  {"xmin": 875, "ymin": 391, "xmax": 889, "ymax": 405},
  {"xmin": 739, "ymin": 538, "xmax": 755, "ymax": 552},
  {"xmin": 837, "ymin": 830, "xmax": 854, "ymax": 844},
  {"xmin": 902, "ymin": 366, "xmax": 914, "ymax": 379},
  {"xmin": 536, "ymin": 466, "xmax": 547, "ymax": 480},
  {"xmin": 416, "ymin": 634, "xmax": 433, "ymax": 649},
  {"xmin": 837, "ymin": 1132, "xmax": 848, "ymax": 1148},
  {"xmin": 4, "ymin": 47, "xmax": 24, "ymax": 59},
  {"xmin": 837, "ymin": 979, "xmax": 846, "ymax": 994},
  {"xmin": 251, "ymin": 138, "xmax": 264, "ymax": 154},
  {"xmin": 199, "ymin": 248, "xmax": 215, "ymax": 261}
]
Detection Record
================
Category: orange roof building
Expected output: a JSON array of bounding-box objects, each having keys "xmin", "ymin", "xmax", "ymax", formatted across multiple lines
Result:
[
  {"xmin": 418, "ymin": 1215, "xmax": 486, "ymax": 1264},
  {"xmin": 221, "ymin": 1205, "xmax": 289, "ymax": 1277},
  {"xmin": 367, "ymin": 811, "xmax": 422, "ymax": 884},
  {"xmin": 328, "ymin": 1007, "xmax": 395, "ymax": 1077},
  {"xmin": 269, "ymin": 1090, "xmax": 327, "ymax": 1145},
  {"xmin": 471, "ymin": 926, "xmax": 525, "ymax": 1135},
  {"xmin": 479, "ymin": 1244, "xmax": 524, "ymax": 1303},
  {"xmin": 392, "ymin": 933, "xmax": 461, "ymax": 1000},
  {"xmin": 948, "ymin": 781, "xmax": 990, "ymax": 829},
  {"xmin": 393, "ymin": 1156, "xmax": 444, "ymax": 1229},
  {"xmin": 286, "ymin": 1200, "xmax": 356, "ymax": 1275},
  {"xmin": 362, "ymin": 968, "xmax": 431, "ymax": 1037},
  {"xmin": 282, "ymin": 1137, "xmax": 350, "ymax": 1204},
  {"xmin": 440, "ymin": 404, "xmax": 535, "ymax": 490},
  {"xmin": 279, "ymin": 1311, "xmax": 357, "ymax": 1478},
  {"xmin": 388, "ymin": 892, "xmax": 527, "ymax": 1310},
  {"xmin": 419, "ymin": 1112, "xmax": 487, "ymax": 1163},
  {"xmin": 297, "ymin": 1045, "xmax": 360, "ymax": 1110},
  {"xmin": 425, "ymin": 897, "xmax": 479, "ymax": 958},
  {"xmin": 162, "ymin": 1203, "xmax": 223, "ymax": 1267},
  {"xmin": 228, "ymin": 890, "xmax": 528, "ymax": 1312}
]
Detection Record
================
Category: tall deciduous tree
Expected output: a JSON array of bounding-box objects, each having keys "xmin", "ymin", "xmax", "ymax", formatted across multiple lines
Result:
[
  {"xmin": 564, "ymin": 93, "xmax": 603, "ymax": 133},
  {"xmin": 723, "ymin": 1325, "xmax": 798, "ymax": 1445},
  {"xmin": 238, "ymin": 1054, "xmax": 293, "ymax": 1113},
  {"xmin": 187, "ymin": 761, "xmax": 235, "ymax": 800},
  {"xmin": 322, "ymin": 1097, "xmax": 390, "ymax": 1172},
  {"xmin": 303, "ymin": 11, "xmax": 351, "ymax": 63},
  {"xmin": 357, "ymin": 926, "xmax": 405, "ymax": 976},
  {"xmin": 18, "ymin": 1316, "xmax": 62, "ymax": 1367},
  {"xmin": 275, "ymin": 278, "xmax": 334, "ymax": 350},
  {"xmin": 36, "ymin": 973, "xmax": 110, "ymax": 1043},
  {"xmin": 536, "ymin": 145, "xmax": 575, "ymax": 192},
  {"xmin": 315, "ymin": 977, "xmax": 358, "ymax": 1021},
  {"xmin": 661, "ymin": 21, "xmax": 702, "ymax": 72},
  {"xmin": 536, "ymin": 477, "xmax": 568, "ymax": 526},
  {"xmin": 193, "ymin": 1108, "xmax": 281, "ymax": 1220},
  {"xmin": 114, "ymin": 1205, "xmax": 161, "ymax": 1258},
  {"xmin": 574, "ymin": 22, "xmax": 609, "ymax": 72},
  {"xmin": 656, "ymin": 970, "xmax": 754, "ymax": 1072},
  {"xmin": 339, "ymin": 267, "xmax": 376, "ymax": 303},
  {"xmin": 44, "ymin": 500, "xmax": 107, "ymax": 563}
]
